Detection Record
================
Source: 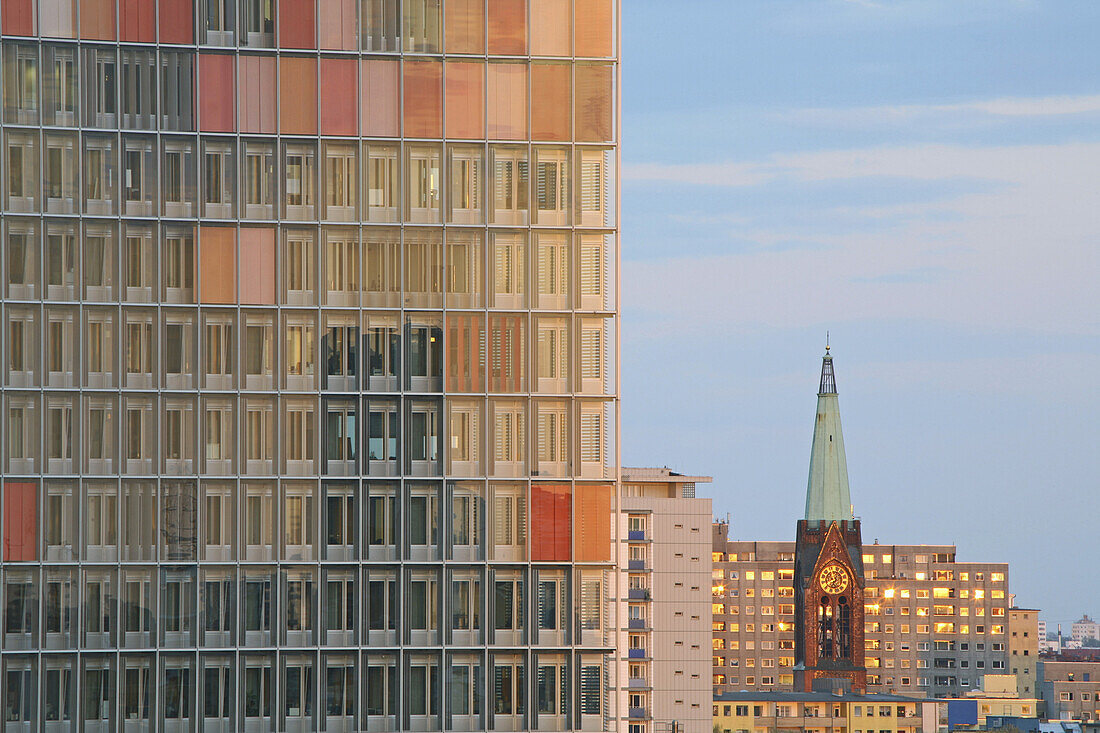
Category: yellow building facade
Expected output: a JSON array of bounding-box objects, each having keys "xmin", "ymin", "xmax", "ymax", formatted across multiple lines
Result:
[{"xmin": 713, "ymin": 691, "xmax": 926, "ymax": 733}]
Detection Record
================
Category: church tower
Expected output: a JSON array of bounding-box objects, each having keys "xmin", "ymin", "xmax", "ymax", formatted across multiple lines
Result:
[{"xmin": 793, "ymin": 347, "xmax": 867, "ymax": 693}]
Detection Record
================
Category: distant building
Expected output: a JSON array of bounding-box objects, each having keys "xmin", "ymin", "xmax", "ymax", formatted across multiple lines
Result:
[
  {"xmin": 1073, "ymin": 617, "xmax": 1100, "ymax": 646},
  {"xmin": 621, "ymin": 467, "xmax": 713, "ymax": 732}
]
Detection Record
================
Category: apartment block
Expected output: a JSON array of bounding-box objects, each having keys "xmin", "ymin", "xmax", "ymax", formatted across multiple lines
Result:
[
  {"xmin": 620, "ymin": 467, "xmax": 712, "ymax": 733},
  {"xmin": 0, "ymin": 0, "xmax": 621, "ymax": 729},
  {"xmin": 712, "ymin": 526, "xmax": 1011, "ymax": 700}
]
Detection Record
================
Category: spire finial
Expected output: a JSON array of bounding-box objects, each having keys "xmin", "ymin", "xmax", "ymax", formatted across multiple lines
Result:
[{"xmin": 826, "ymin": 331, "xmax": 830, "ymax": 354}]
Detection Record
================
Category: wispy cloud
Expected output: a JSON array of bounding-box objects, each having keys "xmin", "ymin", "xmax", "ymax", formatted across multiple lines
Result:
[
  {"xmin": 783, "ymin": 94, "xmax": 1100, "ymax": 127},
  {"xmin": 623, "ymin": 139, "xmax": 1100, "ymax": 335}
]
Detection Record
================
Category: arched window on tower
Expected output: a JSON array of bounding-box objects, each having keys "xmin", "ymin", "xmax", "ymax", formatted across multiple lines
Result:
[
  {"xmin": 837, "ymin": 595, "xmax": 851, "ymax": 660},
  {"xmin": 818, "ymin": 596, "xmax": 833, "ymax": 659}
]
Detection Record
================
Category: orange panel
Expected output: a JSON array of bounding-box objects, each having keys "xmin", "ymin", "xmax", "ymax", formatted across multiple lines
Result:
[
  {"xmin": 199, "ymin": 227, "xmax": 237, "ymax": 304},
  {"xmin": 445, "ymin": 0, "xmax": 484, "ymax": 54},
  {"xmin": 530, "ymin": 0, "xmax": 569, "ymax": 56},
  {"xmin": 531, "ymin": 63, "xmax": 570, "ymax": 141},
  {"xmin": 279, "ymin": 0, "xmax": 316, "ymax": 49},
  {"xmin": 575, "ymin": 64, "xmax": 612, "ymax": 143},
  {"xmin": 239, "ymin": 228, "xmax": 276, "ymax": 304},
  {"xmin": 120, "ymin": 0, "xmax": 155, "ymax": 41},
  {"xmin": 445, "ymin": 62, "xmax": 484, "ymax": 140},
  {"xmin": 488, "ymin": 0, "xmax": 526, "ymax": 55},
  {"xmin": 2, "ymin": 0, "xmax": 36, "ymax": 36},
  {"xmin": 319, "ymin": 0, "xmax": 356, "ymax": 49},
  {"xmin": 239, "ymin": 55, "xmax": 277, "ymax": 134},
  {"xmin": 403, "ymin": 60, "xmax": 442, "ymax": 139},
  {"xmin": 159, "ymin": 0, "xmax": 193, "ymax": 44},
  {"xmin": 574, "ymin": 483, "xmax": 612, "ymax": 562},
  {"xmin": 320, "ymin": 57, "xmax": 357, "ymax": 136},
  {"xmin": 199, "ymin": 54, "xmax": 236, "ymax": 133},
  {"xmin": 488, "ymin": 63, "xmax": 527, "ymax": 140},
  {"xmin": 446, "ymin": 313, "xmax": 483, "ymax": 392},
  {"xmin": 531, "ymin": 483, "xmax": 571, "ymax": 562},
  {"xmin": 3, "ymin": 482, "xmax": 37, "ymax": 562},
  {"xmin": 80, "ymin": 0, "xmax": 116, "ymax": 39},
  {"xmin": 575, "ymin": 0, "xmax": 613, "ymax": 58},
  {"xmin": 361, "ymin": 58, "xmax": 399, "ymax": 137},
  {"xmin": 279, "ymin": 56, "xmax": 318, "ymax": 135}
]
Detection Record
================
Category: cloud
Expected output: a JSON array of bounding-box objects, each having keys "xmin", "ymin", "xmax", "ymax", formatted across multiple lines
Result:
[
  {"xmin": 783, "ymin": 94, "xmax": 1100, "ymax": 127},
  {"xmin": 623, "ymin": 140, "xmax": 1100, "ymax": 336},
  {"xmin": 624, "ymin": 140, "xmax": 1100, "ymax": 188}
]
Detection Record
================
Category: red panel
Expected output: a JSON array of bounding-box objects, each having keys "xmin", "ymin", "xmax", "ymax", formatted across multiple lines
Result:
[
  {"xmin": 199, "ymin": 54, "xmax": 236, "ymax": 133},
  {"xmin": 360, "ymin": 58, "xmax": 399, "ymax": 137},
  {"xmin": 120, "ymin": 0, "xmax": 155, "ymax": 42},
  {"xmin": 319, "ymin": 57, "xmax": 357, "ymax": 136},
  {"xmin": 239, "ymin": 228, "xmax": 276, "ymax": 304},
  {"xmin": 403, "ymin": 59, "xmax": 442, "ymax": 138},
  {"xmin": 80, "ymin": 0, "xmax": 116, "ymax": 39},
  {"xmin": 575, "ymin": 0, "xmax": 613, "ymax": 57},
  {"xmin": 489, "ymin": 315, "xmax": 524, "ymax": 393},
  {"xmin": 239, "ymin": 55, "xmax": 277, "ymax": 134},
  {"xmin": 159, "ymin": 0, "xmax": 193, "ymax": 44},
  {"xmin": 1, "ymin": 0, "xmax": 36, "ymax": 36},
  {"xmin": 319, "ymin": 0, "xmax": 356, "ymax": 50},
  {"xmin": 279, "ymin": 0, "xmax": 316, "ymax": 49},
  {"xmin": 531, "ymin": 483, "xmax": 571, "ymax": 562},
  {"xmin": 3, "ymin": 482, "xmax": 37, "ymax": 562},
  {"xmin": 488, "ymin": 0, "xmax": 526, "ymax": 55}
]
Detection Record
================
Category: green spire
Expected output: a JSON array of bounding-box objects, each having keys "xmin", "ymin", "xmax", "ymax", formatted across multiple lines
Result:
[{"xmin": 804, "ymin": 348, "xmax": 853, "ymax": 522}]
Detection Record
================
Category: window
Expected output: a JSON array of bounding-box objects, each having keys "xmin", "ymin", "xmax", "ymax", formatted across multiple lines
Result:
[
  {"xmin": 449, "ymin": 145, "xmax": 483, "ymax": 223},
  {"xmin": 534, "ymin": 147, "xmax": 569, "ymax": 225},
  {"xmin": 578, "ymin": 148, "xmax": 609, "ymax": 226},
  {"xmin": 241, "ymin": 0, "xmax": 275, "ymax": 45},
  {"xmin": 202, "ymin": 139, "xmax": 235, "ymax": 217},
  {"xmin": 324, "ymin": 144, "xmax": 357, "ymax": 220},
  {"xmin": 325, "ymin": 234, "xmax": 359, "ymax": 305},
  {"xmin": 162, "ymin": 140, "xmax": 196, "ymax": 216},
  {"xmin": 491, "ymin": 145, "xmax": 528, "ymax": 224},
  {"xmin": 366, "ymin": 144, "xmax": 399, "ymax": 221},
  {"xmin": 120, "ymin": 49, "xmax": 156, "ymax": 129},
  {"xmin": 44, "ymin": 134, "xmax": 76, "ymax": 212},
  {"xmin": 204, "ymin": 0, "xmax": 236, "ymax": 43},
  {"xmin": 492, "ymin": 402, "xmax": 526, "ymax": 475},
  {"xmin": 364, "ymin": 233, "xmax": 400, "ymax": 306},
  {"xmin": 159, "ymin": 51, "xmax": 194, "ymax": 131},
  {"xmin": 402, "ymin": 0, "xmax": 440, "ymax": 52},
  {"xmin": 407, "ymin": 145, "xmax": 441, "ymax": 222},
  {"xmin": 163, "ymin": 232, "xmax": 195, "ymax": 302},
  {"xmin": 285, "ymin": 318, "xmax": 317, "ymax": 387},
  {"xmin": 491, "ymin": 484, "xmax": 526, "ymax": 560},
  {"xmin": 284, "ymin": 144, "xmax": 316, "ymax": 219},
  {"xmin": 243, "ymin": 139, "xmax": 275, "ymax": 219},
  {"xmin": 284, "ymin": 234, "xmax": 316, "ymax": 304},
  {"xmin": 4, "ymin": 44, "xmax": 39, "ymax": 124}
]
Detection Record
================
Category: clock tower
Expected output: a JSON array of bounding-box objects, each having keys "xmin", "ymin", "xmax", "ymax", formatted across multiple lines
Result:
[{"xmin": 793, "ymin": 347, "xmax": 867, "ymax": 693}]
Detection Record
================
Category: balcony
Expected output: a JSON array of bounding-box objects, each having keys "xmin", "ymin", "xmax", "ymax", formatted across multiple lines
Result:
[
  {"xmin": 627, "ymin": 618, "xmax": 647, "ymax": 630},
  {"xmin": 627, "ymin": 530, "xmax": 647, "ymax": 541},
  {"xmin": 627, "ymin": 707, "xmax": 648, "ymax": 720},
  {"xmin": 627, "ymin": 678, "xmax": 650, "ymax": 689},
  {"xmin": 627, "ymin": 648, "xmax": 647, "ymax": 659},
  {"xmin": 628, "ymin": 559, "xmax": 647, "ymax": 571},
  {"xmin": 627, "ymin": 588, "xmax": 651, "ymax": 601}
]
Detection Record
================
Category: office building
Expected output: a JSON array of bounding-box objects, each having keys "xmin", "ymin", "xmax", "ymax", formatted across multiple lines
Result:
[
  {"xmin": 711, "ymin": 352, "xmax": 1011, "ymax": 701},
  {"xmin": 0, "ymin": 0, "xmax": 620, "ymax": 729},
  {"xmin": 620, "ymin": 467, "xmax": 712, "ymax": 732}
]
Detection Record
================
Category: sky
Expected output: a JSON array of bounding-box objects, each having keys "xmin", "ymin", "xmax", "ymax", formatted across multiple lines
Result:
[{"xmin": 619, "ymin": 0, "xmax": 1100, "ymax": 628}]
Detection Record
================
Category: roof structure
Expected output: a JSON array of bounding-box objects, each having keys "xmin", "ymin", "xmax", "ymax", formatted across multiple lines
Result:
[{"xmin": 804, "ymin": 349, "xmax": 854, "ymax": 522}]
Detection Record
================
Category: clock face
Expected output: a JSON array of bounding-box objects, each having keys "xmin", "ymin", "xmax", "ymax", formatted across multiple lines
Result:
[{"xmin": 818, "ymin": 564, "xmax": 849, "ymax": 594}]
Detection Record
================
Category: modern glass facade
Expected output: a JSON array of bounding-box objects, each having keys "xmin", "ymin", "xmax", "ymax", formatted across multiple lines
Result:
[{"xmin": 0, "ymin": 0, "xmax": 619, "ymax": 728}]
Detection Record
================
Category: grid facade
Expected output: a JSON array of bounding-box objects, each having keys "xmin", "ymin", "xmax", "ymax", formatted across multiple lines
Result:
[
  {"xmin": 711, "ymin": 530, "xmax": 1011, "ymax": 701},
  {"xmin": 0, "ymin": 0, "xmax": 620, "ymax": 729}
]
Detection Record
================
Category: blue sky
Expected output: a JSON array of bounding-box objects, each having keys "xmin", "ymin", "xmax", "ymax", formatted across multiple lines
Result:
[{"xmin": 619, "ymin": 0, "xmax": 1100, "ymax": 627}]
